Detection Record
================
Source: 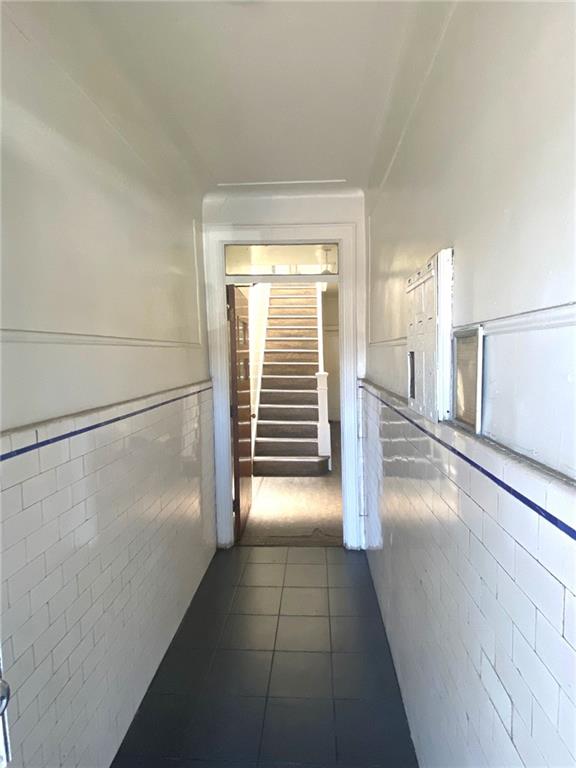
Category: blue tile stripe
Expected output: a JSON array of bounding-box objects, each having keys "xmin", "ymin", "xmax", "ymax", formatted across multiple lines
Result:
[
  {"xmin": 0, "ymin": 385, "xmax": 212, "ymax": 463},
  {"xmin": 361, "ymin": 384, "xmax": 576, "ymax": 542}
]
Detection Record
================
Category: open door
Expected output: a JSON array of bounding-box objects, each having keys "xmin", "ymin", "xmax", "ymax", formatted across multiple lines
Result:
[{"xmin": 227, "ymin": 285, "xmax": 253, "ymax": 541}]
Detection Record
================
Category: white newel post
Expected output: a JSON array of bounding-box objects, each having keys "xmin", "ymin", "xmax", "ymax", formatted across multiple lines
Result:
[{"xmin": 316, "ymin": 282, "xmax": 332, "ymax": 465}]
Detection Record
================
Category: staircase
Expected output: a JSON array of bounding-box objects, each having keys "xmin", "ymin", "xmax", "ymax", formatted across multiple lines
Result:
[{"xmin": 254, "ymin": 283, "xmax": 330, "ymax": 476}]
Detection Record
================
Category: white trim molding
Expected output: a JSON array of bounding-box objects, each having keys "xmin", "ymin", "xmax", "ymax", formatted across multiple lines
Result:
[{"xmin": 203, "ymin": 222, "xmax": 366, "ymax": 549}]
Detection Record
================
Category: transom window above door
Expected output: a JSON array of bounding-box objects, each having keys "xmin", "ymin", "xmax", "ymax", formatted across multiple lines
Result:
[{"xmin": 225, "ymin": 243, "xmax": 338, "ymax": 276}]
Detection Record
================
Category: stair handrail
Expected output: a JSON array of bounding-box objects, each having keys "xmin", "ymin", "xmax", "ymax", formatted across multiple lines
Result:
[{"xmin": 315, "ymin": 282, "xmax": 331, "ymax": 462}]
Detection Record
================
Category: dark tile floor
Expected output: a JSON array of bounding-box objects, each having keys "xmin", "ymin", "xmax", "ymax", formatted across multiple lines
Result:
[{"xmin": 112, "ymin": 546, "xmax": 418, "ymax": 768}]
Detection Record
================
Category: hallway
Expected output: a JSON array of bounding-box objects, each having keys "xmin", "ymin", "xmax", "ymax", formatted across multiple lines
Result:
[
  {"xmin": 112, "ymin": 546, "xmax": 417, "ymax": 767},
  {"xmin": 1, "ymin": 2, "xmax": 574, "ymax": 767}
]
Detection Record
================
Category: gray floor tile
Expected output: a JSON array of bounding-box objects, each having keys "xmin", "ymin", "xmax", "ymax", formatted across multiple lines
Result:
[
  {"xmin": 247, "ymin": 546, "xmax": 288, "ymax": 563},
  {"xmin": 269, "ymin": 652, "xmax": 332, "ymax": 698},
  {"xmin": 326, "ymin": 549, "xmax": 367, "ymax": 565},
  {"xmin": 327, "ymin": 562, "xmax": 371, "ymax": 588},
  {"xmin": 280, "ymin": 587, "xmax": 329, "ymax": 616},
  {"xmin": 276, "ymin": 616, "xmax": 330, "ymax": 651},
  {"xmin": 332, "ymin": 653, "xmax": 399, "ymax": 699},
  {"xmin": 149, "ymin": 649, "xmax": 212, "ymax": 694},
  {"xmin": 183, "ymin": 696, "xmax": 266, "ymax": 760},
  {"xmin": 173, "ymin": 612, "xmax": 228, "ymax": 650},
  {"xmin": 330, "ymin": 616, "xmax": 386, "ymax": 654},
  {"xmin": 219, "ymin": 614, "xmax": 278, "ymax": 650},
  {"xmin": 241, "ymin": 563, "xmax": 285, "ymax": 587},
  {"xmin": 334, "ymin": 698, "xmax": 417, "ymax": 766},
  {"xmin": 203, "ymin": 650, "xmax": 273, "ymax": 696},
  {"xmin": 261, "ymin": 698, "xmax": 336, "ymax": 763},
  {"xmin": 284, "ymin": 563, "xmax": 328, "ymax": 587},
  {"xmin": 328, "ymin": 587, "xmax": 380, "ymax": 617},
  {"xmin": 230, "ymin": 586, "xmax": 282, "ymax": 615},
  {"xmin": 288, "ymin": 547, "xmax": 327, "ymax": 564}
]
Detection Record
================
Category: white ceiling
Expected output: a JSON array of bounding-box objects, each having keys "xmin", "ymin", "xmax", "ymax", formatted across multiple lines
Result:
[{"xmin": 6, "ymin": 1, "xmax": 452, "ymax": 195}]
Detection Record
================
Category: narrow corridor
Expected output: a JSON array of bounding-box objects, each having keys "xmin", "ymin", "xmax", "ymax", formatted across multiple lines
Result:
[{"xmin": 111, "ymin": 546, "xmax": 417, "ymax": 767}]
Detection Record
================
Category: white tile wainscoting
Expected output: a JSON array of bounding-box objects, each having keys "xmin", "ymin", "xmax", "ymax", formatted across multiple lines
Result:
[
  {"xmin": 0, "ymin": 382, "xmax": 216, "ymax": 768},
  {"xmin": 361, "ymin": 380, "xmax": 576, "ymax": 768}
]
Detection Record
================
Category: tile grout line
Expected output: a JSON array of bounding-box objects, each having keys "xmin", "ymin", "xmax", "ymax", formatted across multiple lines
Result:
[{"xmin": 255, "ymin": 556, "xmax": 286, "ymax": 765}]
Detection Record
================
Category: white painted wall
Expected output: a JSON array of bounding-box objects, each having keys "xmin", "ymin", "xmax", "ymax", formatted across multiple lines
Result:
[
  {"xmin": 365, "ymin": 2, "xmax": 575, "ymax": 478},
  {"xmin": 1, "ymin": 7, "xmax": 209, "ymax": 431},
  {"xmin": 1, "ymin": 10, "xmax": 216, "ymax": 768}
]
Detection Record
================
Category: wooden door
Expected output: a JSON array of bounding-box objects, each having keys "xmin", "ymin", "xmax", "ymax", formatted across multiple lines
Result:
[{"xmin": 227, "ymin": 285, "xmax": 253, "ymax": 540}]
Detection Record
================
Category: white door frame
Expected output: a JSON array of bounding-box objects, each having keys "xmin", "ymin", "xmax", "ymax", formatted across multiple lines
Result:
[{"xmin": 204, "ymin": 223, "xmax": 364, "ymax": 549}]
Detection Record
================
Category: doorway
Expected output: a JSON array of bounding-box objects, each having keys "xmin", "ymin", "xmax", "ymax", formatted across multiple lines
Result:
[
  {"xmin": 204, "ymin": 223, "xmax": 363, "ymax": 550},
  {"xmin": 227, "ymin": 276, "xmax": 342, "ymax": 546}
]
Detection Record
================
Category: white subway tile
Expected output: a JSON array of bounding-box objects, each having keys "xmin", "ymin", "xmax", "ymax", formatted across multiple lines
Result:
[
  {"xmin": 2, "ymin": 502, "xmax": 42, "ymax": 551},
  {"xmin": 496, "ymin": 566, "xmax": 536, "ymax": 645},
  {"xmin": 1, "ymin": 484, "xmax": 23, "ymax": 520},
  {"xmin": 558, "ymin": 691, "xmax": 576, "ymax": 757},
  {"xmin": 513, "ymin": 628, "xmax": 559, "ymax": 724},
  {"xmin": 39, "ymin": 439, "xmax": 70, "ymax": 473},
  {"xmin": 3, "ymin": 539, "xmax": 26, "ymax": 580},
  {"xmin": 7, "ymin": 554, "xmax": 45, "ymax": 605},
  {"xmin": 536, "ymin": 612, "xmax": 576, "ymax": 702},
  {"xmin": 58, "ymin": 501, "xmax": 86, "ymax": 538},
  {"xmin": 2, "ymin": 386, "xmax": 215, "ymax": 768},
  {"xmin": 495, "ymin": 645, "xmax": 533, "ymax": 727},
  {"xmin": 26, "ymin": 518, "xmax": 59, "ymax": 562},
  {"xmin": 22, "ymin": 469, "xmax": 57, "ymax": 509},
  {"xmin": 11, "ymin": 605, "xmax": 50, "ymax": 658},
  {"xmin": 32, "ymin": 614, "xmax": 66, "ymax": 667},
  {"xmin": 515, "ymin": 545, "xmax": 564, "ymax": 629},
  {"xmin": 480, "ymin": 652, "xmax": 512, "ymax": 733},
  {"xmin": 41, "ymin": 486, "xmax": 73, "ymax": 524},
  {"xmin": 55, "ymin": 458, "xmax": 84, "ymax": 490},
  {"xmin": 532, "ymin": 699, "xmax": 574, "ymax": 768},
  {"xmin": 0, "ymin": 450, "xmax": 39, "ymax": 489},
  {"xmin": 483, "ymin": 514, "xmax": 515, "ymax": 575},
  {"xmin": 47, "ymin": 579, "xmax": 78, "ymax": 623},
  {"xmin": 565, "ymin": 590, "xmax": 576, "ymax": 649},
  {"xmin": 497, "ymin": 491, "xmax": 539, "ymax": 552},
  {"xmin": 547, "ymin": 481, "xmax": 576, "ymax": 530},
  {"xmin": 459, "ymin": 491, "xmax": 484, "ymax": 539},
  {"xmin": 470, "ymin": 470, "xmax": 498, "ymax": 518},
  {"xmin": 511, "ymin": 708, "xmax": 547, "ymax": 767},
  {"xmin": 538, "ymin": 519, "xmax": 576, "ymax": 594},
  {"xmin": 30, "ymin": 567, "xmax": 63, "ymax": 613},
  {"xmin": 469, "ymin": 534, "xmax": 498, "ymax": 594}
]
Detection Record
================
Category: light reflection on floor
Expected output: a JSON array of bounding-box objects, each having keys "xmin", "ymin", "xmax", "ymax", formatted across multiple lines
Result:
[{"xmin": 241, "ymin": 424, "xmax": 342, "ymax": 547}]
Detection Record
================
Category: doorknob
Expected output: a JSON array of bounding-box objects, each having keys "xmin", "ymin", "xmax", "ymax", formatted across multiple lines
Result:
[{"xmin": 0, "ymin": 679, "xmax": 9, "ymax": 717}]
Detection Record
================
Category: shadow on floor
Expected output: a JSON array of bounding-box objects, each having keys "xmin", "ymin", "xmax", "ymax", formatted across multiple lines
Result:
[
  {"xmin": 241, "ymin": 424, "xmax": 343, "ymax": 547},
  {"xmin": 112, "ymin": 546, "xmax": 418, "ymax": 768}
]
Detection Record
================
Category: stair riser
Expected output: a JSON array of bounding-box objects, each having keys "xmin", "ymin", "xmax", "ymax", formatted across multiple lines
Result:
[
  {"xmin": 270, "ymin": 290, "xmax": 316, "ymax": 297},
  {"xmin": 262, "ymin": 377, "xmax": 317, "ymax": 390},
  {"xmin": 255, "ymin": 441, "xmax": 318, "ymax": 457},
  {"xmin": 267, "ymin": 317, "xmax": 318, "ymax": 327},
  {"xmin": 253, "ymin": 458, "xmax": 329, "ymax": 477},
  {"xmin": 267, "ymin": 328, "xmax": 317, "ymax": 338},
  {"xmin": 263, "ymin": 363, "xmax": 318, "ymax": 375},
  {"xmin": 269, "ymin": 298, "xmax": 317, "ymax": 307},
  {"xmin": 260, "ymin": 391, "xmax": 318, "ymax": 405},
  {"xmin": 264, "ymin": 351, "xmax": 318, "ymax": 363},
  {"xmin": 259, "ymin": 406, "xmax": 319, "ymax": 421},
  {"xmin": 257, "ymin": 422, "xmax": 317, "ymax": 438},
  {"xmin": 269, "ymin": 307, "xmax": 317, "ymax": 317},
  {"xmin": 266, "ymin": 340, "xmax": 318, "ymax": 350}
]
